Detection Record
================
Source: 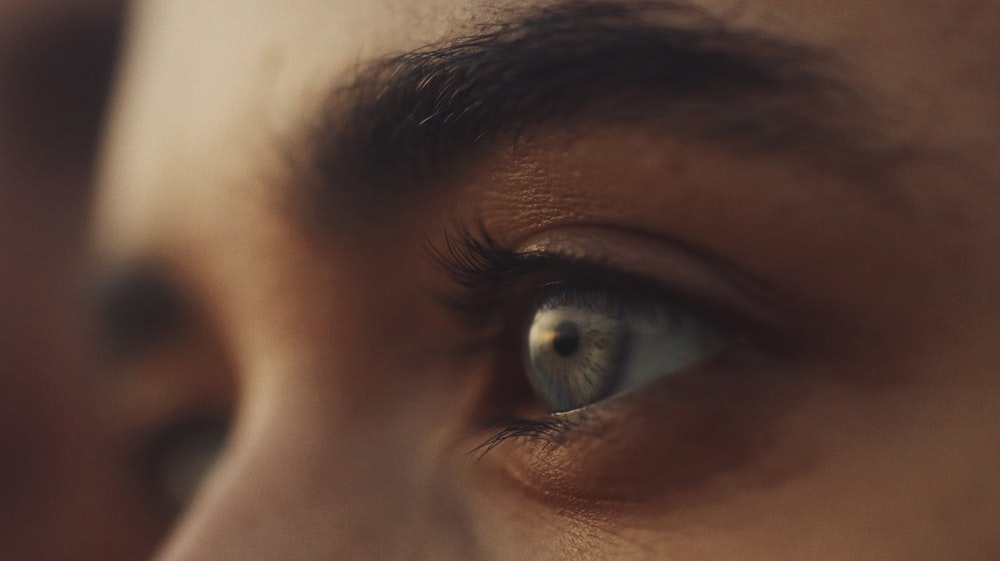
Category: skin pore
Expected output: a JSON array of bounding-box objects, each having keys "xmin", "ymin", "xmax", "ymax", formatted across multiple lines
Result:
[{"xmin": 95, "ymin": 0, "xmax": 1000, "ymax": 559}]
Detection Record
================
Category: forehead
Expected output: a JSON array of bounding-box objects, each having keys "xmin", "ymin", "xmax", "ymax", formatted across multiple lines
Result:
[{"xmin": 96, "ymin": 0, "xmax": 1000, "ymax": 250}]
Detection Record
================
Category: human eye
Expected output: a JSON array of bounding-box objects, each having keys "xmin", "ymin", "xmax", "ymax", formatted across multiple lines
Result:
[{"xmin": 430, "ymin": 222, "xmax": 784, "ymax": 472}]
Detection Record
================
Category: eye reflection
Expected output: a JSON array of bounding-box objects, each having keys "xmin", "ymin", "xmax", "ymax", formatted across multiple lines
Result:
[{"xmin": 525, "ymin": 284, "xmax": 731, "ymax": 412}]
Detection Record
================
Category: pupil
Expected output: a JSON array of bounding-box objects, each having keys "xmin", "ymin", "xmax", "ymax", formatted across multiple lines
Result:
[{"xmin": 551, "ymin": 321, "xmax": 581, "ymax": 357}]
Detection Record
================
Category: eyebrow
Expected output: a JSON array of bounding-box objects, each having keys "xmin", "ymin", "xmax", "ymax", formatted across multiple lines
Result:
[{"xmin": 296, "ymin": 0, "xmax": 898, "ymax": 226}]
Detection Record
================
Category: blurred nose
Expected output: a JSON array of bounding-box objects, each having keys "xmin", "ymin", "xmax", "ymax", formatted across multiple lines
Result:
[{"xmin": 152, "ymin": 368, "xmax": 476, "ymax": 561}]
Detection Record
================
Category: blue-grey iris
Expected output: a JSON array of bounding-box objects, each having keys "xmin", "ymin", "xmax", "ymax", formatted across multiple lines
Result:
[{"xmin": 524, "ymin": 285, "xmax": 729, "ymax": 412}]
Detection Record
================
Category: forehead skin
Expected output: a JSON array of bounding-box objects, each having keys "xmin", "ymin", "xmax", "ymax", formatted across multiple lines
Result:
[{"xmin": 96, "ymin": 1, "xmax": 1000, "ymax": 560}]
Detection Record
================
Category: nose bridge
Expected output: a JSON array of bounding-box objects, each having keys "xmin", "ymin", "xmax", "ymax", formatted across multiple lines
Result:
[{"xmin": 153, "ymin": 367, "xmax": 472, "ymax": 561}]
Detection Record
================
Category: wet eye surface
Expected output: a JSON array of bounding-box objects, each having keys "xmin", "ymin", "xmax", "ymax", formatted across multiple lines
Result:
[{"xmin": 525, "ymin": 283, "xmax": 732, "ymax": 412}]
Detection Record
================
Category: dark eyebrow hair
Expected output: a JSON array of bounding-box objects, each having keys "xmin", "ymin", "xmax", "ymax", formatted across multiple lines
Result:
[{"xmin": 295, "ymin": 0, "xmax": 901, "ymax": 227}]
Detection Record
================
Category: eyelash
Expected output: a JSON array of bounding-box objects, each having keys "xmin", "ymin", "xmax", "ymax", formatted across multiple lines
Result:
[
  {"xmin": 429, "ymin": 222, "xmax": 730, "ymax": 455},
  {"xmin": 430, "ymin": 222, "xmax": 548, "ymax": 324},
  {"xmin": 469, "ymin": 416, "xmax": 581, "ymax": 459}
]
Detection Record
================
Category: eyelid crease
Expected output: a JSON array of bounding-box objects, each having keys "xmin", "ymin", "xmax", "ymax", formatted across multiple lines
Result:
[{"xmin": 520, "ymin": 226, "xmax": 786, "ymax": 315}]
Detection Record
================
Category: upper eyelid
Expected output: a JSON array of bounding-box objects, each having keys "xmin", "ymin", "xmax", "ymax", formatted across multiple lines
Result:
[
  {"xmin": 427, "ymin": 222, "xmax": 799, "ymax": 361},
  {"xmin": 427, "ymin": 221, "xmax": 753, "ymax": 316},
  {"xmin": 516, "ymin": 227, "xmax": 801, "ymax": 345},
  {"xmin": 427, "ymin": 231, "xmax": 711, "ymax": 355}
]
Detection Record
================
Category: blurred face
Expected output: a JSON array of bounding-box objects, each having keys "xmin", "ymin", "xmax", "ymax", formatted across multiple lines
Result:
[
  {"xmin": 96, "ymin": 1, "xmax": 1000, "ymax": 559},
  {"xmin": 1, "ymin": 2, "xmax": 232, "ymax": 559},
  {"xmin": 0, "ymin": 1, "xmax": 178, "ymax": 559}
]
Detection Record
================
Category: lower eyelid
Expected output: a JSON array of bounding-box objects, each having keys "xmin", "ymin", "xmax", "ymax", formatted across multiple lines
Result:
[{"xmin": 470, "ymin": 348, "xmax": 792, "ymax": 508}]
